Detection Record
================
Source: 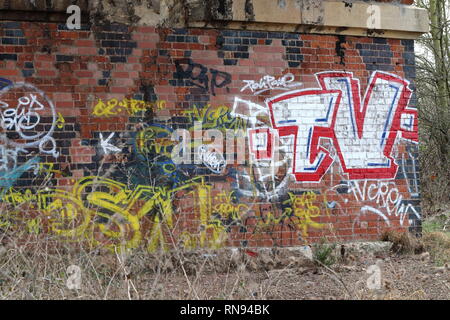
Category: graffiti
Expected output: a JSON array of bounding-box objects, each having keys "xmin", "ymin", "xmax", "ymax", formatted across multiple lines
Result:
[
  {"xmin": 400, "ymin": 144, "xmax": 420, "ymax": 198},
  {"xmin": 366, "ymin": 4, "xmax": 381, "ymax": 29},
  {"xmin": 0, "ymin": 145, "xmax": 22, "ymax": 172},
  {"xmin": 31, "ymin": 162, "xmax": 69, "ymax": 177},
  {"xmin": 0, "ymin": 82, "xmax": 59, "ymax": 193},
  {"xmin": 174, "ymin": 58, "xmax": 232, "ymax": 96},
  {"xmin": 1, "ymin": 176, "xmax": 221, "ymax": 251},
  {"xmin": 100, "ymin": 132, "xmax": 121, "ymax": 155},
  {"xmin": 1, "ymin": 175, "xmax": 326, "ymax": 249},
  {"xmin": 282, "ymin": 192, "xmax": 326, "ymax": 237},
  {"xmin": 177, "ymin": 190, "xmax": 244, "ymax": 249},
  {"xmin": 183, "ymin": 104, "xmax": 248, "ymax": 131},
  {"xmin": 231, "ymin": 98, "xmax": 291, "ymax": 201},
  {"xmin": 198, "ymin": 144, "xmax": 226, "ymax": 174},
  {"xmin": 265, "ymin": 71, "xmax": 417, "ymax": 182},
  {"xmin": 213, "ymin": 191, "xmax": 249, "ymax": 222},
  {"xmin": 232, "ymin": 191, "xmax": 329, "ymax": 241},
  {"xmin": 0, "ymin": 65, "xmax": 421, "ymax": 249},
  {"xmin": 56, "ymin": 112, "xmax": 65, "ymax": 129},
  {"xmin": 92, "ymin": 98, "xmax": 165, "ymax": 117},
  {"xmin": 26, "ymin": 218, "xmax": 41, "ymax": 234},
  {"xmin": 0, "ymin": 157, "xmax": 40, "ymax": 195},
  {"xmin": 129, "ymin": 123, "xmax": 192, "ymax": 186},
  {"xmin": 248, "ymin": 128, "xmax": 274, "ymax": 160},
  {"xmin": 227, "ymin": 72, "xmax": 419, "ymax": 205},
  {"xmin": 0, "ymin": 82, "xmax": 59, "ymax": 158},
  {"xmin": 241, "ymin": 73, "xmax": 303, "ymax": 95},
  {"xmin": 349, "ymin": 180, "xmax": 421, "ymax": 226},
  {"xmin": 135, "ymin": 124, "xmax": 175, "ymax": 157},
  {"xmin": 0, "ymin": 78, "xmax": 12, "ymax": 90},
  {"xmin": 184, "ymin": 190, "xmax": 327, "ymax": 243}
]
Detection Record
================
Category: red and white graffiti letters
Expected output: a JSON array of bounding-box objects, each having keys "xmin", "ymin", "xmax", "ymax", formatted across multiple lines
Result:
[{"xmin": 250, "ymin": 71, "xmax": 418, "ymax": 182}]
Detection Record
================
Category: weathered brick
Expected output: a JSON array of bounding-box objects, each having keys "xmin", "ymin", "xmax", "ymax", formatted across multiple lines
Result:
[{"xmin": 0, "ymin": 22, "xmax": 422, "ymax": 251}]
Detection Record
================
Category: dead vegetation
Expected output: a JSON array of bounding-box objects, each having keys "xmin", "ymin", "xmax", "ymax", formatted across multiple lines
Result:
[
  {"xmin": 381, "ymin": 230, "xmax": 425, "ymax": 255},
  {"xmin": 0, "ymin": 225, "xmax": 448, "ymax": 300},
  {"xmin": 422, "ymin": 232, "xmax": 450, "ymax": 267}
]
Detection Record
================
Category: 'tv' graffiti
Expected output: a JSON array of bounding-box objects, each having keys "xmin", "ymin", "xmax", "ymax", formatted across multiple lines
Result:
[{"xmin": 267, "ymin": 71, "xmax": 418, "ymax": 182}]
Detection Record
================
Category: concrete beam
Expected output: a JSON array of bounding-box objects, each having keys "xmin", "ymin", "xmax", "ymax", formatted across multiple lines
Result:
[
  {"xmin": 0, "ymin": 0, "xmax": 89, "ymax": 23},
  {"xmin": 0, "ymin": 0, "xmax": 89, "ymax": 12},
  {"xmin": 188, "ymin": 0, "xmax": 430, "ymax": 39},
  {"xmin": 0, "ymin": 0, "xmax": 430, "ymax": 39}
]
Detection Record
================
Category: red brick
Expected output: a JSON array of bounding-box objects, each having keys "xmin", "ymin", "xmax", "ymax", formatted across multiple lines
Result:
[{"xmin": 0, "ymin": 23, "xmax": 419, "ymax": 249}]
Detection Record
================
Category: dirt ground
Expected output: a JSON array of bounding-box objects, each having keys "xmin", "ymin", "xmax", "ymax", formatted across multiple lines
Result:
[
  {"xmin": 0, "ymin": 231, "xmax": 449, "ymax": 300},
  {"xmin": 125, "ymin": 252, "xmax": 449, "ymax": 300}
]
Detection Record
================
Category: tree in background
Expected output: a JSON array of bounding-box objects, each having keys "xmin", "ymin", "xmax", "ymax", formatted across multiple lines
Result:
[{"xmin": 415, "ymin": 0, "xmax": 450, "ymax": 213}]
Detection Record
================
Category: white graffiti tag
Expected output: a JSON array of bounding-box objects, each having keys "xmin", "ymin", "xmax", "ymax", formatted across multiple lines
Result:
[
  {"xmin": 241, "ymin": 73, "xmax": 303, "ymax": 95},
  {"xmin": 231, "ymin": 97, "xmax": 291, "ymax": 201},
  {"xmin": 198, "ymin": 145, "xmax": 226, "ymax": 174},
  {"xmin": 100, "ymin": 132, "xmax": 121, "ymax": 155},
  {"xmin": 0, "ymin": 145, "xmax": 23, "ymax": 172},
  {"xmin": 350, "ymin": 180, "xmax": 421, "ymax": 226},
  {"xmin": 0, "ymin": 82, "xmax": 59, "ymax": 158}
]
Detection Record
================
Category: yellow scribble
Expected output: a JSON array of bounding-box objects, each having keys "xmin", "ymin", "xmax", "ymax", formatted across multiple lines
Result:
[
  {"xmin": 183, "ymin": 104, "xmax": 247, "ymax": 131},
  {"xmin": 1, "ymin": 176, "xmax": 224, "ymax": 252},
  {"xmin": 136, "ymin": 125, "xmax": 176, "ymax": 157},
  {"xmin": 213, "ymin": 191, "xmax": 249, "ymax": 221},
  {"xmin": 56, "ymin": 112, "xmax": 65, "ymax": 129},
  {"xmin": 92, "ymin": 98, "xmax": 166, "ymax": 117},
  {"xmin": 282, "ymin": 191, "xmax": 325, "ymax": 237},
  {"xmin": 26, "ymin": 218, "xmax": 41, "ymax": 234}
]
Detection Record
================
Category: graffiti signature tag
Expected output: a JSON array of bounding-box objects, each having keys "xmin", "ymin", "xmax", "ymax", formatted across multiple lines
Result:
[
  {"xmin": 0, "ymin": 82, "xmax": 59, "ymax": 159},
  {"xmin": 241, "ymin": 73, "xmax": 303, "ymax": 95},
  {"xmin": 198, "ymin": 145, "xmax": 226, "ymax": 174},
  {"xmin": 174, "ymin": 58, "xmax": 232, "ymax": 96}
]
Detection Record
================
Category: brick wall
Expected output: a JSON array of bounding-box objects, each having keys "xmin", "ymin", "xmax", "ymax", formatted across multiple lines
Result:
[{"xmin": 0, "ymin": 21, "xmax": 421, "ymax": 251}]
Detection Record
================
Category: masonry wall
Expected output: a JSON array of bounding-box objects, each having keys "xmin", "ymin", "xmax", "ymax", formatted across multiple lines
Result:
[{"xmin": 0, "ymin": 21, "xmax": 421, "ymax": 251}]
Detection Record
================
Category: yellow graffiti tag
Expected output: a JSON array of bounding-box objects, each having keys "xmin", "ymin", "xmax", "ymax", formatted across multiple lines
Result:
[
  {"xmin": 282, "ymin": 192, "xmax": 325, "ymax": 237},
  {"xmin": 213, "ymin": 191, "xmax": 249, "ymax": 221},
  {"xmin": 33, "ymin": 162, "xmax": 67, "ymax": 177},
  {"xmin": 26, "ymin": 218, "xmax": 41, "ymax": 234},
  {"xmin": 1, "ymin": 176, "xmax": 223, "ymax": 252},
  {"xmin": 92, "ymin": 98, "xmax": 166, "ymax": 117},
  {"xmin": 56, "ymin": 112, "xmax": 65, "ymax": 129},
  {"xmin": 135, "ymin": 125, "xmax": 176, "ymax": 157},
  {"xmin": 183, "ymin": 104, "xmax": 247, "ymax": 131}
]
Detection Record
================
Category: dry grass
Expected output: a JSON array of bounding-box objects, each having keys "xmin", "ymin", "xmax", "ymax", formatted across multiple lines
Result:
[
  {"xmin": 0, "ymin": 226, "xmax": 313, "ymax": 300},
  {"xmin": 380, "ymin": 227, "xmax": 450, "ymax": 267},
  {"xmin": 422, "ymin": 232, "xmax": 450, "ymax": 267},
  {"xmin": 1, "ymin": 211, "xmax": 449, "ymax": 300},
  {"xmin": 0, "ymin": 227, "xmax": 449, "ymax": 300},
  {"xmin": 380, "ymin": 230, "xmax": 424, "ymax": 255}
]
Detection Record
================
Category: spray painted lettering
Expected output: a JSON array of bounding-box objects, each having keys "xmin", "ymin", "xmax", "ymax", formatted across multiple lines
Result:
[
  {"xmin": 174, "ymin": 58, "xmax": 232, "ymax": 96},
  {"xmin": 241, "ymin": 73, "xmax": 303, "ymax": 95}
]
